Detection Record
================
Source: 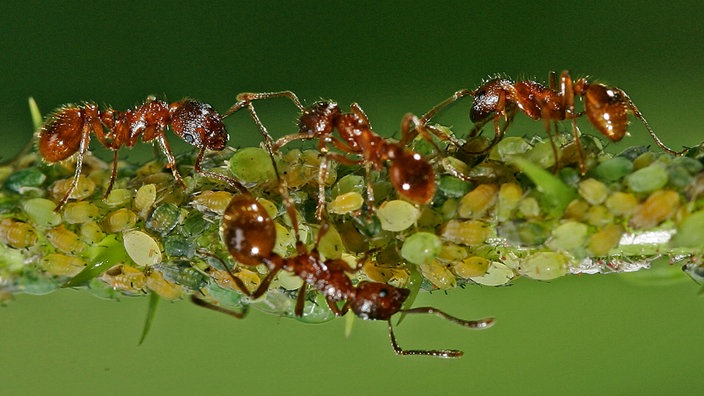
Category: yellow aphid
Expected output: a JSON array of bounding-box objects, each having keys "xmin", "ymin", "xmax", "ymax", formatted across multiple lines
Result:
[
  {"xmin": 133, "ymin": 184, "xmax": 157, "ymax": 217},
  {"xmin": 517, "ymin": 197, "xmax": 540, "ymax": 218},
  {"xmin": 520, "ymin": 252, "xmax": 569, "ymax": 281},
  {"xmin": 146, "ymin": 268, "xmax": 184, "ymax": 300},
  {"xmin": 101, "ymin": 264, "xmax": 147, "ymax": 293},
  {"xmin": 362, "ymin": 259, "xmax": 409, "ymax": 288},
  {"xmin": 377, "ymin": 200, "xmax": 419, "ymax": 232},
  {"xmin": 46, "ymin": 225, "xmax": 84, "ymax": 254},
  {"xmin": 630, "ymin": 190, "xmax": 680, "ymax": 228},
  {"xmin": 317, "ymin": 223, "xmax": 344, "ymax": 260},
  {"xmin": 585, "ymin": 205, "xmax": 614, "ymax": 228},
  {"xmin": 564, "ymin": 199, "xmax": 589, "ymax": 221},
  {"xmin": 102, "ymin": 208, "xmax": 137, "ymax": 233},
  {"xmin": 605, "ymin": 192, "xmax": 639, "ymax": 217},
  {"xmin": 271, "ymin": 270, "xmax": 305, "ymax": 291},
  {"xmin": 328, "ymin": 191, "xmax": 364, "ymax": 215},
  {"xmin": 123, "ymin": 230, "xmax": 162, "ymax": 267},
  {"xmin": 22, "ymin": 198, "xmax": 62, "ymax": 227},
  {"xmin": 497, "ymin": 182, "xmax": 522, "ymax": 222},
  {"xmin": 437, "ymin": 242, "xmax": 469, "ymax": 262},
  {"xmin": 453, "ymin": 256, "xmax": 490, "ymax": 278},
  {"xmin": 103, "ymin": 188, "xmax": 132, "ymax": 208},
  {"xmin": 191, "ymin": 190, "xmax": 233, "ymax": 215},
  {"xmin": 212, "ymin": 268, "xmax": 261, "ymax": 295},
  {"xmin": 577, "ymin": 178, "xmax": 608, "ymax": 205},
  {"xmin": 257, "ymin": 198, "xmax": 278, "ymax": 219},
  {"xmin": 419, "ymin": 260, "xmax": 457, "ymax": 289},
  {"xmin": 587, "ymin": 224, "xmax": 624, "ymax": 256},
  {"xmin": 458, "ymin": 184, "xmax": 498, "ymax": 219},
  {"xmin": 79, "ymin": 221, "xmax": 105, "ymax": 244},
  {"xmin": 441, "ymin": 220, "xmax": 490, "ymax": 246},
  {"xmin": 49, "ymin": 175, "xmax": 96, "ymax": 202},
  {"xmin": 0, "ymin": 218, "xmax": 37, "ymax": 248},
  {"xmin": 41, "ymin": 253, "xmax": 86, "ymax": 277},
  {"xmin": 62, "ymin": 201, "xmax": 100, "ymax": 224}
]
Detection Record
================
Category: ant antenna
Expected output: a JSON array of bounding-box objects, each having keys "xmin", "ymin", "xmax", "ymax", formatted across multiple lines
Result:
[{"xmin": 388, "ymin": 307, "xmax": 495, "ymax": 358}]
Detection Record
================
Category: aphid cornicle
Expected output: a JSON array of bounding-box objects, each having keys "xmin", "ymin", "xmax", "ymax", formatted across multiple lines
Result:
[{"xmin": 38, "ymin": 97, "xmax": 230, "ymax": 211}]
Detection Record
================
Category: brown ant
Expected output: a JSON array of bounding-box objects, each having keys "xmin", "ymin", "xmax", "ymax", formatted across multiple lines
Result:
[
  {"xmin": 38, "ymin": 96, "xmax": 230, "ymax": 210},
  {"xmin": 192, "ymin": 154, "xmax": 494, "ymax": 357},
  {"xmin": 224, "ymin": 91, "xmax": 436, "ymax": 219},
  {"xmin": 411, "ymin": 70, "xmax": 686, "ymax": 174}
]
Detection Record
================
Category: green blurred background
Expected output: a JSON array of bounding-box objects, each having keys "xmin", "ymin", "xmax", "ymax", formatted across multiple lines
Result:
[{"xmin": 1, "ymin": 1, "xmax": 703, "ymax": 394}]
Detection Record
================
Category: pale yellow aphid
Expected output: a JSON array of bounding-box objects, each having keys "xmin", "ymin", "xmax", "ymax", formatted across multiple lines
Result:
[
  {"xmin": 62, "ymin": 201, "xmax": 100, "ymax": 224},
  {"xmin": 191, "ymin": 190, "xmax": 233, "ymax": 215},
  {"xmin": 50, "ymin": 175, "xmax": 95, "ymax": 202},
  {"xmin": 458, "ymin": 183, "xmax": 498, "ymax": 219},
  {"xmin": 46, "ymin": 225, "xmax": 84, "ymax": 254},
  {"xmin": 41, "ymin": 253, "xmax": 86, "ymax": 277},
  {"xmin": 0, "ymin": 218, "xmax": 37, "ymax": 248},
  {"xmin": 123, "ymin": 230, "xmax": 162, "ymax": 267},
  {"xmin": 101, "ymin": 264, "xmax": 147, "ymax": 293},
  {"xmin": 102, "ymin": 208, "xmax": 137, "ymax": 233}
]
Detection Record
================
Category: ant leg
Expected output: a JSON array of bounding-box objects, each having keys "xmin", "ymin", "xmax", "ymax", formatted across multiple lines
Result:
[
  {"xmin": 192, "ymin": 144, "xmax": 249, "ymax": 194},
  {"xmin": 55, "ymin": 123, "xmax": 92, "ymax": 212},
  {"xmin": 104, "ymin": 150, "xmax": 120, "ymax": 197},
  {"xmin": 191, "ymin": 294, "xmax": 248, "ymax": 319},
  {"xmin": 294, "ymin": 282, "xmax": 308, "ymax": 317},
  {"xmin": 400, "ymin": 89, "xmax": 473, "ymax": 147},
  {"xmin": 153, "ymin": 134, "xmax": 187, "ymax": 189}
]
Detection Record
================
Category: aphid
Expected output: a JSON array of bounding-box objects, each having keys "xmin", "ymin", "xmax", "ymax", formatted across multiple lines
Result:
[
  {"xmin": 46, "ymin": 225, "xmax": 84, "ymax": 254},
  {"xmin": 37, "ymin": 96, "xmax": 230, "ymax": 210},
  {"xmin": 412, "ymin": 71, "xmax": 686, "ymax": 174},
  {"xmin": 193, "ymin": 162, "xmax": 493, "ymax": 357},
  {"xmin": 100, "ymin": 264, "xmax": 147, "ymax": 294},
  {"xmin": 225, "ymin": 91, "xmax": 436, "ymax": 219},
  {"xmin": 0, "ymin": 218, "xmax": 37, "ymax": 248},
  {"xmin": 41, "ymin": 253, "xmax": 86, "ymax": 277}
]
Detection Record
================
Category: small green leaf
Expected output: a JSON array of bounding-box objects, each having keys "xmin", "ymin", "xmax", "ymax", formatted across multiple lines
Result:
[
  {"xmin": 139, "ymin": 292, "xmax": 160, "ymax": 345},
  {"xmin": 510, "ymin": 157, "xmax": 577, "ymax": 216},
  {"xmin": 64, "ymin": 235, "xmax": 129, "ymax": 287}
]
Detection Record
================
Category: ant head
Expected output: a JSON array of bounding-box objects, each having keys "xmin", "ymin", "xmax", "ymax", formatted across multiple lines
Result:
[
  {"xmin": 298, "ymin": 101, "xmax": 341, "ymax": 136},
  {"xmin": 470, "ymin": 78, "xmax": 513, "ymax": 123},
  {"xmin": 350, "ymin": 281, "xmax": 410, "ymax": 320},
  {"xmin": 220, "ymin": 193, "xmax": 276, "ymax": 266},
  {"xmin": 388, "ymin": 150, "xmax": 435, "ymax": 204},
  {"xmin": 170, "ymin": 100, "xmax": 229, "ymax": 150}
]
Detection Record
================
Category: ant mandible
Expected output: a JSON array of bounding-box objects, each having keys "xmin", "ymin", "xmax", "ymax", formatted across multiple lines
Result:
[
  {"xmin": 38, "ymin": 96, "xmax": 229, "ymax": 211},
  {"xmin": 191, "ymin": 160, "xmax": 493, "ymax": 357},
  {"xmin": 411, "ymin": 70, "xmax": 686, "ymax": 174},
  {"xmin": 223, "ymin": 91, "xmax": 436, "ymax": 219}
]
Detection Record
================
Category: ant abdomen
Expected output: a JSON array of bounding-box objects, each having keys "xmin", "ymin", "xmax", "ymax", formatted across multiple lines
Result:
[{"xmin": 220, "ymin": 193, "xmax": 276, "ymax": 266}]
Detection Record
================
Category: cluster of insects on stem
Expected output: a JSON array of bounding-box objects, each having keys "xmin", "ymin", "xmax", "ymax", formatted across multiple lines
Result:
[{"xmin": 34, "ymin": 70, "xmax": 683, "ymax": 357}]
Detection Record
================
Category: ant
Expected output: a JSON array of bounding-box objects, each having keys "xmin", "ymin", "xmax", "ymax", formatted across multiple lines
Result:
[
  {"xmin": 38, "ymin": 96, "xmax": 230, "ymax": 211},
  {"xmin": 223, "ymin": 91, "xmax": 436, "ymax": 219},
  {"xmin": 410, "ymin": 70, "xmax": 686, "ymax": 174},
  {"xmin": 191, "ymin": 151, "xmax": 494, "ymax": 357}
]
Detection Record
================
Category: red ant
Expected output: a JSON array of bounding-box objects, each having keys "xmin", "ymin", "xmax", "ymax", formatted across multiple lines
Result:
[
  {"xmin": 411, "ymin": 70, "xmax": 686, "ymax": 174},
  {"xmin": 191, "ymin": 159, "xmax": 494, "ymax": 357},
  {"xmin": 223, "ymin": 91, "xmax": 436, "ymax": 219},
  {"xmin": 38, "ymin": 96, "xmax": 230, "ymax": 210}
]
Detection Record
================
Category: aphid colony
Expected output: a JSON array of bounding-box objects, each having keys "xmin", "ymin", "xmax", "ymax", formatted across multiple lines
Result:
[{"xmin": 1, "ymin": 71, "xmax": 698, "ymax": 357}]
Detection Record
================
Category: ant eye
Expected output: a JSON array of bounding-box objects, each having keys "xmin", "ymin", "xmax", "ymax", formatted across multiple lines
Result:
[
  {"xmin": 379, "ymin": 288, "xmax": 388, "ymax": 298},
  {"xmin": 183, "ymin": 134, "xmax": 195, "ymax": 144}
]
